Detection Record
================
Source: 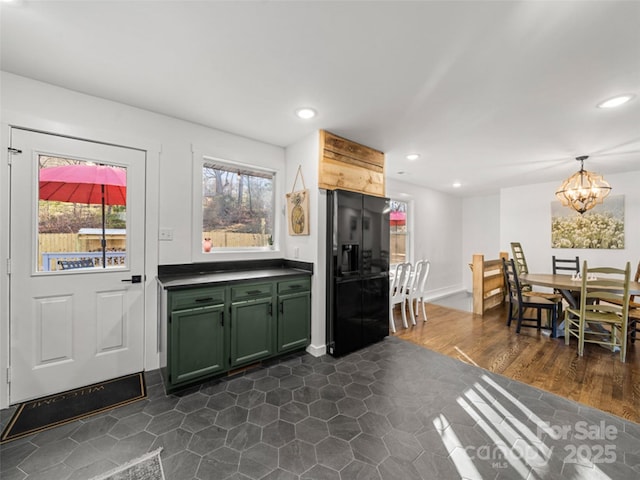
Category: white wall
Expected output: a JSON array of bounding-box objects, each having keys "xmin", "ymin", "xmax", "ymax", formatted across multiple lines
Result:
[
  {"xmin": 462, "ymin": 194, "xmax": 501, "ymax": 291},
  {"xmin": 500, "ymin": 172, "xmax": 640, "ymax": 274},
  {"xmin": 386, "ymin": 178, "xmax": 465, "ymax": 298},
  {"xmin": 0, "ymin": 72, "xmax": 287, "ymax": 408},
  {"xmin": 9, "ymin": 70, "xmax": 635, "ymax": 411},
  {"xmin": 284, "ymin": 132, "xmax": 326, "ymax": 355},
  {"xmin": 460, "ymin": 175, "xmax": 640, "ymax": 293}
]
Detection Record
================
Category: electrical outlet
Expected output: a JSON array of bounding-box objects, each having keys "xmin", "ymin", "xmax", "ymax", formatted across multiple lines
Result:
[
  {"xmin": 294, "ymin": 247, "xmax": 300, "ymax": 259},
  {"xmin": 159, "ymin": 228, "xmax": 173, "ymax": 241}
]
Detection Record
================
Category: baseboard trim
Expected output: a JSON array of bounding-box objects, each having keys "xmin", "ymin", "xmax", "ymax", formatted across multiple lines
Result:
[
  {"xmin": 306, "ymin": 343, "xmax": 326, "ymax": 357},
  {"xmin": 424, "ymin": 286, "xmax": 467, "ymax": 302}
]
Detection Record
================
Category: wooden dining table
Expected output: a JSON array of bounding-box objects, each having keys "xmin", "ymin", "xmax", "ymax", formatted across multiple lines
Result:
[
  {"xmin": 521, "ymin": 273, "xmax": 640, "ymax": 339},
  {"xmin": 521, "ymin": 273, "xmax": 640, "ymax": 309}
]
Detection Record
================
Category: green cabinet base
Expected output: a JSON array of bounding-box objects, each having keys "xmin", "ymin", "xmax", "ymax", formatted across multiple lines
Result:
[{"xmin": 163, "ymin": 275, "xmax": 310, "ymax": 393}]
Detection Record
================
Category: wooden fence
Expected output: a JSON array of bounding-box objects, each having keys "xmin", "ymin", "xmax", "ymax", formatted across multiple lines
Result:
[
  {"xmin": 39, "ymin": 233, "xmax": 81, "ymax": 254},
  {"xmin": 39, "ymin": 233, "xmax": 126, "ymax": 252},
  {"xmin": 38, "ymin": 233, "xmax": 126, "ymax": 270},
  {"xmin": 203, "ymin": 231, "xmax": 270, "ymax": 248},
  {"xmin": 39, "ymin": 231, "xmax": 268, "ymax": 268}
]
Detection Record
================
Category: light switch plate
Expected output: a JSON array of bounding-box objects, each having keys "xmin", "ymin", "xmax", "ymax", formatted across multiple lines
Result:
[{"xmin": 159, "ymin": 228, "xmax": 173, "ymax": 241}]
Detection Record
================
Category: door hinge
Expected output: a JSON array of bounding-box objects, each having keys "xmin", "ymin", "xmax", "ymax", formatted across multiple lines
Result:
[
  {"xmin": 6, "ymin": 258, "xmax": 11, "ymax": 275},
  {"xmin": 6, "ymin": 367, "xmax": 11, "ymax": 384}
]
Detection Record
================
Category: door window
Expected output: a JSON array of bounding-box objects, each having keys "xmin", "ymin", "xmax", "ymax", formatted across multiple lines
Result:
[{"xmin": 38, "ymin": 156, "xmax": 127, "ymax": 272}]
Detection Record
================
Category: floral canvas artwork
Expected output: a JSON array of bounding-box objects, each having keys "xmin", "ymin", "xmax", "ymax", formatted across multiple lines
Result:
[{"xmin": 551, "ymin": 195, "xmax": 624, "ymax": 249}]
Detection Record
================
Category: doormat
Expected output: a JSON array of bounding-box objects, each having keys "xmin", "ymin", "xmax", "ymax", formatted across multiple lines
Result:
[
  {"xmin": 0, "ymin": 372, "xmax": 146, "ymax": 444},
  {"xmin": 89, "ymin": 448, "xmax": 165, "ymax": 480}
]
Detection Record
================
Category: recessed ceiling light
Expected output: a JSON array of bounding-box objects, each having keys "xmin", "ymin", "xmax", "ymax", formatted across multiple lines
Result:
[
  {"xmin": 597, "ymin": 94, "xmax": 635, "ymax": 109},
  {"xmin": 406, "ymin": 153, "xmax": 420, "ymax": 161},
  {"xmin": 295, "ymin": 107, "xmax": 317, "ymax": 119},
  {"xmin": 452, "ymin": 182, "xmax": 462, "ymax": 188}
]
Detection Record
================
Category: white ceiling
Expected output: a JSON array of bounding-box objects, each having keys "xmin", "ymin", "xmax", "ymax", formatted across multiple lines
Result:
[{"xmin": 2, "ymin": 0, "xmax": 639, "ymax": 197}]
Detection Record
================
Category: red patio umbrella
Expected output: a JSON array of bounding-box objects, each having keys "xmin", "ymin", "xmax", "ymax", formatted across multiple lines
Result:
[
  {"xmin": 39, "ymin": 164, "xmax": 127, "ymax": 267},
  {"xmin": 39, "ymin": 164, "xmax": 126, "ymax": 205},
  {"xmin": 390, "ymin": 210, "xmax": 406, "ymax": 226}
]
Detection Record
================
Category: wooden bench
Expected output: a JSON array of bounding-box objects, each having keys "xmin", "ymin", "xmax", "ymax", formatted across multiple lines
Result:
[{"xmin": 58, "ymin": 259, "xmax": 95, "ymax": 270}]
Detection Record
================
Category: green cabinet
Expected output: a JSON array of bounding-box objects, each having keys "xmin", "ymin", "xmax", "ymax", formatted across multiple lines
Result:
[
  {"xmin": 230, "ymin": 297, "xmax": 275, "ymax": 367},
  {"xmin": 168, "ymin": 287, "xmax": 226, "ymax": 387},
  {"xmin": 170, "ymin": 305, "xmax": 225, "ymax": 384},
  {"xmin": 277, "ymin": 278, "xmax": 311, "ymax": 353},
  {"xmin": 163, "ymin": 275, "xmax": 310, "ymax": 392}
]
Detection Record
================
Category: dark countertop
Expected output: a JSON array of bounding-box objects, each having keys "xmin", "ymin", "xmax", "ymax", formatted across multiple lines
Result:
[
  {"xmin": 158, "ymin": 268, "xmax": 311, "ymax": 290},
  {"xmin": 157, "ymin": 259, "xmax": 313, "ymax": 291}
]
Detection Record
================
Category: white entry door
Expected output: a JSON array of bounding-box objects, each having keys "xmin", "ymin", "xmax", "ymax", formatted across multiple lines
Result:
[{"xmin": 9, "ymin": 128, "xmax": 146, "ymax": 403}]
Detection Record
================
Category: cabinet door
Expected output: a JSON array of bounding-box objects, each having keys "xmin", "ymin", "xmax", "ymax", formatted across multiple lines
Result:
[
  {"xmin": 230, "ymin": 298, "xmax": 274, "ymax": 367},
  {"xmin": 278, "ymin": 292, "xmax": 310, "ymax": 353},
  {"xmin": 170, "ymin": 305, "xmax": 225, "ymax": 386}
]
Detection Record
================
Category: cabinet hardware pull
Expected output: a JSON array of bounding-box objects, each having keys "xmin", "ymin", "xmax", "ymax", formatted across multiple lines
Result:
[
  {"xmin": 247, "ymin": 290, "xmax": 261, "ymax": 295},
  {"xmin": 279, "ymin": 302, "xmax": 284, "ymax": 314},
  {"xmin": 220, "ymin": 312, "xmax": 224, "ymax": 326},
  {"xmin": 288, "ymin": 285, "xmax": 302, "ymax": 290},
  {"xmin": 268, "ymin": 304, "xmax": 273, "ymax": 316},
  {"xmin": 195, "ymin": 297, "xmax": 214, "ymax": 302}
]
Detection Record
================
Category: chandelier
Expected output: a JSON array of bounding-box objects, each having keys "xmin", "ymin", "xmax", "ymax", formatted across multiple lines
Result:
[{"xmin": 555, "ymin": 156, "xmax": 611, "ymax": 214}]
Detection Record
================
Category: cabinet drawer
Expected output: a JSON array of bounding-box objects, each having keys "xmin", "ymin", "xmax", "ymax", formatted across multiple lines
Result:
[
  {"xmin": 231, "ymin": 282, "xmax": 273, "ymax": 302},
  {"xmin": 171, "ymin": 287, "xmax": 225, "ymax": 310},
  {"xmin": 278, "ymin": 278, "xmax": 310, "ymax": 294}
]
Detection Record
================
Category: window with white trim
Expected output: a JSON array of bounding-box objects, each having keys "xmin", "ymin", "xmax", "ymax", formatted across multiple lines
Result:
[
  {"xmin": 390, "ymin": 199, "xmax": 409, "ymax": 264},
  {"xmin": 200, "ymin": 159, "xmax": 275, "ymax": 251}
]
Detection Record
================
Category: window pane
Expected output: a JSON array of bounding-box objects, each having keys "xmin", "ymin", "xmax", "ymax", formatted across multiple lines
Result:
[
  {"xmin": 390, "ymin": 200, "xmax": 408, "ymax": 264},
  {"xmin": 38, "ymin": 156, "xmax": 127, "ymax": 271},
  {"xmin": 202, "ymin": 161, "xmax": 274, "ymax": 250}
]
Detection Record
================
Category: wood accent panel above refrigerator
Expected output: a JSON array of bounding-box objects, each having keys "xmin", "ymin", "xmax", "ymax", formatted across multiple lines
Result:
[{"xmin": 318, "ymin": 130, "xmax": 385, "ymax": 197}]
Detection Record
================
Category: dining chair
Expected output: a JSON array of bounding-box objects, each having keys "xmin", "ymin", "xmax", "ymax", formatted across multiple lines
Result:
[
  {"xmin": 502, "ymin": 258, "xmax": 562, "ymax": 337},
  {"xmin": 629, "ymin": 306, "xmax": 640, "ymax": 344},
  {"xmin": 509, "ymin": 241, "xmax": 561, "ymax": 304},
  {"xmin": 596, "ymin": 260, "xmax": 640, "ymax": 344},
  {"xmin": 510, "ymin": 242, "xmax": 530, "ymax": 287},
  {"xmin": 389, "ymin": 262, "xmax": 412, "ymax": 332},
  {"xmin": 408, "ymin": 259, "xmax": 430, "ymax": 322},
  {"xmin": 629, "ymin": 261, "xmax": 640, "ymax": 344},
  {"xmin": 552, "ymin": 256, "xmax": 580, "ymax": 275},
  {"xmin": 564, "ymin": 261, "xmax": 631, "ymax": 362},
  {"xmin": 509, "ymin": 242, "xmax": 555, "ymax": 296},
  {"xmin": 551, "ymin": 255, "xmax": 582, "ymax": 304}
]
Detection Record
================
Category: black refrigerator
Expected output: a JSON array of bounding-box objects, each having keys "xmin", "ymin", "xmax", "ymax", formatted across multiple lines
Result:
[{"xmin": 326, "ymin": 190, "xmax": 390, "ymax": 357}]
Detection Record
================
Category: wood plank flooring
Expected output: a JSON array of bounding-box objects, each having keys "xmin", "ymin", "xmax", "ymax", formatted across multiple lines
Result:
[{"xmin": 392, "ymin": 301, "xmax": 640, "ymax": 424}]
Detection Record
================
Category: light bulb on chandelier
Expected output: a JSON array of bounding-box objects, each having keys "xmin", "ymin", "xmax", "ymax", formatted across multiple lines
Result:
[{"xmin": 555, "ymin": 156, "xmax": 611, "ymax": 214}]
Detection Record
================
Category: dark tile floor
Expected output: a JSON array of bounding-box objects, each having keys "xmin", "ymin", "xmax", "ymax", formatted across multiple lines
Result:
[{"xmin": 1, "ymin": 336, "xmax": 639, "ymax": 479}]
